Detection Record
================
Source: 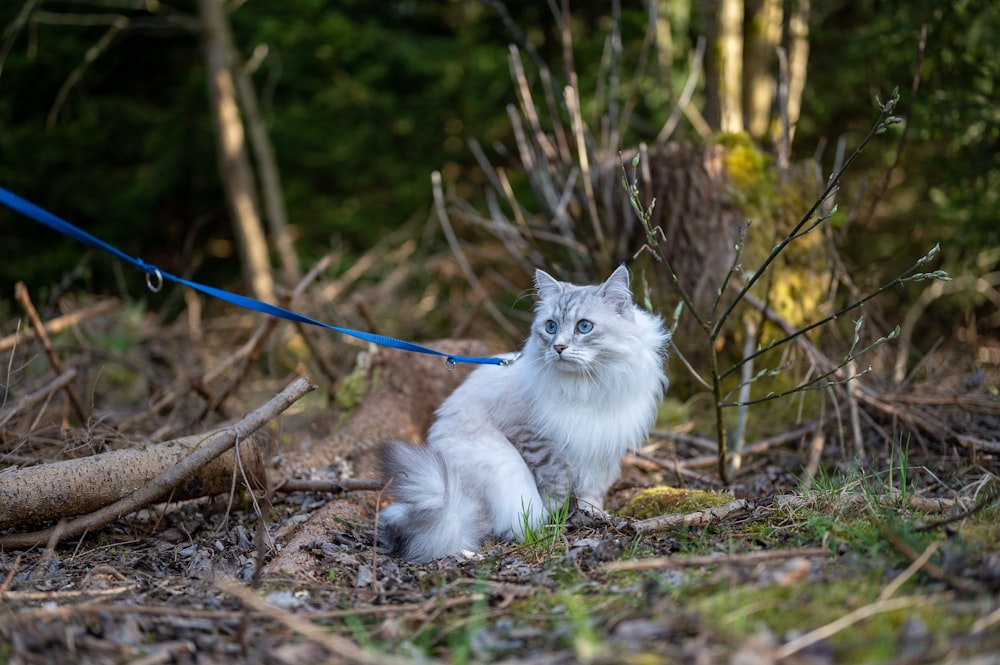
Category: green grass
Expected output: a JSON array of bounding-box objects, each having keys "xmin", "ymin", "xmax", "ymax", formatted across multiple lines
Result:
[{"xmin": 519, "ymin": 494, "xmax": 572, "ymax": 552}]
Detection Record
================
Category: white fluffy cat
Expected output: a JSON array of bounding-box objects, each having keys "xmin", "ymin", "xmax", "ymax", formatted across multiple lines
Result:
[{"xmin": 378, "ymin": 265, "xmax": 669, "ymax": 562}]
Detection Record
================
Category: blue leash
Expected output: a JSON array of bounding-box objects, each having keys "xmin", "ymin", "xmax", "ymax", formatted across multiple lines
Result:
[{"xmin": 0, "ymin": 185, "xmax": 506, "ymax": 367}]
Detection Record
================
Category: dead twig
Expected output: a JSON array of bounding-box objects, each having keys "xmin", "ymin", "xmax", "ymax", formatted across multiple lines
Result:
[
  {"xmin": 432, "ymin": 170, "xmax": 519, "ymax": 338},
  {"xmin": 630, "ymin": 497, "xmax": 762, "ymax": 535},
  {"xmin": 0, "ymin": 554, "xmax": 20, "ymax": 594},
  {"xmin": 893, "ymin": 271, "xmax": 1000, "ymax": 385},
  {"xmin": 604, "ymin": 546, "xmax": 829, "ymax": 573},
  {"xmin": 216, "ymin": 578, "xmax": 424, "ymax": 665},
  {"xmin": 629, "ymin": 490, "xmax": 975, "ymax": 537},
  {"xmin": 656, "ymin": 35, "xmax": 706, "ymax": 143},
  {"xmin": 14, "ymin": 282, "xmax": 89, "ymax": 423},
  {"xmin": 775, "ymin": 595, "xmax": 933, "ymax": 660},
  {"xmin": 856, "ymin": 387, "xmax": 1000, "ymax": 455},
  {"xmin": 117, "ymin": 319, "xmax": 265, "ymax": 432},
  {"xmin": 1, "ymin": 583, "xmax": 138, "ymax": 603},
  {"xmin": 280, "ymin": 253, "xmax": 341, "ymax": 383},
  {"xmin": 0, "ymin": 377, "xmax": 314, "ymax": 549},
  {"xmin": 876, "ymin": 521, "xmax": 978, "ymax": 592},
  {"xmin": 122, "ymin": 254, "xmax": 333, "ymax": 435},
  {"xmin": 878, "ymin": 538, "xmax": 943, "ymax": 601},
  {"xmin": 13, "ymin": 581, "xmax": 526, "ymax": 622},
  {"xmin": 194, "ymin": 313, "xmax": 281, "ymax": 424},
  {"xmin": 0, "ymin": 298, "xmax": 119, "ymax": 352},
  {"xmin": 0, "ymin": 368, "xmax": 77, "ymax": 428},
  {"xmin": 272, "ymin": 478, "xmax": 384, "ymax": 494},
  {"xmin": 913, "ymin": 486, "xmax": 998, "ymax": 532},
  {"xmin": 663, "ymin": 420, "xmax": 825, "ymax": 470}
]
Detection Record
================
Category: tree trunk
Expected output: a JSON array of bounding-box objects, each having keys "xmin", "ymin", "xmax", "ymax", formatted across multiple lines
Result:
[
  {"xmin": 233, "ymin": 47, "xmax": 302, "ymax": 287},
  {"xmin": 198, "ymin": 0, "xmax": 275, "ymax": 303},
  {"xmin": 784, "ymin": 0, "xmax": 810, "ymax": 145},
  {"xmin": 653, "ymin": 0, "xmax": 674, "ymax": 103},
  {"xmin": 702, "ymin": 0, "xmax": 744, "ymax": 133},
  {"xmin": 743, "ymin": 0, "xmax": 782, "ymax": 141}
]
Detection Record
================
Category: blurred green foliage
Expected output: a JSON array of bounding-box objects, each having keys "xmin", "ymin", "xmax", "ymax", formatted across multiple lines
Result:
[
  {"xmin": 805, "ymin": 0, "xmax": 999, "ymax": 265},
  {"xmin": 0, "ymin": 0, "xmax": 996, "ymax": 318}
]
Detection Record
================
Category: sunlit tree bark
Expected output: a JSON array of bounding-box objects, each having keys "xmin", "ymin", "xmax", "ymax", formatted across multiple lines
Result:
[
  {"xmin": 785, "ymin": 0, "xmax": 811, "ymax": 144},
  {"xmin": 743, "ymin": 0, "xmax": 782, "ymax": 140},
  {"xmin": 233, "ymin": 48, "xmax": 302, "ymax": 287},
  {"xmin": 703, "ymin": 0, "xmax": 744, "ymax": 133},
  {"xmin": 700, "ymin": 0, "xmax": 809, "ymax": 146},
  {"xmin": 198, "ymin": 0, "xmax": 275, "ymax": 303}
]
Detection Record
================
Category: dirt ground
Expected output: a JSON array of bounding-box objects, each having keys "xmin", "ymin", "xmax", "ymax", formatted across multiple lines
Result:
[{"xmin": 1, "ymin": 293, "xmax": 998, "ymax": 664}]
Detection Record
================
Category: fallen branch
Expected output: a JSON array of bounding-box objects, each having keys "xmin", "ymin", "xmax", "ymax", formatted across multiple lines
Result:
[
  {"xmin": 0, "ymin": 377, "xmax": 314, "ymax": 549},
  {"xmin": 629, "ymin": 490, "xmax": 975, "ymax": 536},
  {"xmin": 604, "ymin": 546, "xmax": 830, "ymax": 573},
  {"xmin": 15, "ymin": 282, "xmax": 88, "ymax": 423},
  {"xmin": 630, "ymin": 497, "xmax": 764, "ymax": 535},
  {"xmin": 0, "ymin": 430, "xmax": 266, "ymax": 530},
  {"xmin": 272, "ymin": 478, "xmax": 384, "ymax": 494},
  {"xmin": 878, "ymin": 538, "xmax": 943, "ymax": 600}
]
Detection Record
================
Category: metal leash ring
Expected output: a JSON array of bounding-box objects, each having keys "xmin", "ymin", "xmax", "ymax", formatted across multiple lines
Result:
[{"xmin": 145, "ymin": 267, "xmax": 164, "ymax": 293}]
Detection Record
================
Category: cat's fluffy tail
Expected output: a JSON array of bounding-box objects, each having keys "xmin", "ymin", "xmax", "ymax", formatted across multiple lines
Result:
[{"xmin": 378, "ymin": 441, "xmax": 490, "ymax": 562}]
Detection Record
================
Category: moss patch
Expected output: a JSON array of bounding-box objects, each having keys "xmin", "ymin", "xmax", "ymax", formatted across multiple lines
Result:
[
  {"xmin": 619, "ymin": 486, "xmax": 734, "ymax": 520},
  {"xmin": 692, "ymin": 578, "xmax": 986, "ymax": 663},
  {"xmin": 331, "ymin": 364, "xmax": 379, "ymax": 426}
]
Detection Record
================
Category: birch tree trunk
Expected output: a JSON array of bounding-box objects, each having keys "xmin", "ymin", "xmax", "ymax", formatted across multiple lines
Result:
[{"xmin": 198, "ymin": 0, "xmax": 275, "ymax": 303}]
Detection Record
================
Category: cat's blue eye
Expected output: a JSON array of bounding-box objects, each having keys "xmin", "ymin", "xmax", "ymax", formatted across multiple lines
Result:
[
  {"xmin": 545, "ymin": 320, "xmax": 558, "ymax": 334},
  {"xmin": 576, "ymin": 319, "xmax": 594, "ymax": 334}
]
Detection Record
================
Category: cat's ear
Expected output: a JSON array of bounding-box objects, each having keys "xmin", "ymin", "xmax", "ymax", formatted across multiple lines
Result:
[
  {"xmin": 534, "ymin": 269, "xmax": 563, "ymax": 300},
  {"xmin": 600, "ymin": 265, "xmax": 634, "ymax": 314}
]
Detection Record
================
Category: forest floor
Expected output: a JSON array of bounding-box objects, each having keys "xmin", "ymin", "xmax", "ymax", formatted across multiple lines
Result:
[{"xmin": 1, "ymin": 287, "xmax": 998, "ymax": 665}]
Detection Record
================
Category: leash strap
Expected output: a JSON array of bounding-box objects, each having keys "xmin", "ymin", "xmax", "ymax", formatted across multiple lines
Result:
[{"xmin": 0, "ymin": 185, "xmax": 506, "ymax": 367}]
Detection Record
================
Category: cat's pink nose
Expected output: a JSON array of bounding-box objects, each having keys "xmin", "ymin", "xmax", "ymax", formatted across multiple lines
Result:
[{"xmin": 553, "ymin": 344, "xmax": 567, "ymax": 354}]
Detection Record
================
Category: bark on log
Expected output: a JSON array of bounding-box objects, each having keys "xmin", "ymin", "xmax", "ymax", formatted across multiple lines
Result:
[
  {"xmin": 0, "ymin": 377, "xmax": 313, "ymax": 548},
  {"xmin": 0, "ymin": 431, "xmax": 266, "ymax": 530}
]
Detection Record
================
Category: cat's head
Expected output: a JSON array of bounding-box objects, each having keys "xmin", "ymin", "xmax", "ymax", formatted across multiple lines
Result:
[{"xmin": 528, "ymin": 265, "xmax": 643, "ymax": 373}]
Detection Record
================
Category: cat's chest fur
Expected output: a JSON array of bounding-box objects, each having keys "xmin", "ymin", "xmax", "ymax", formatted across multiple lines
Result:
[{"xmin": 514, "ymin": 371, "xmax": 656, "ymax": 460}]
